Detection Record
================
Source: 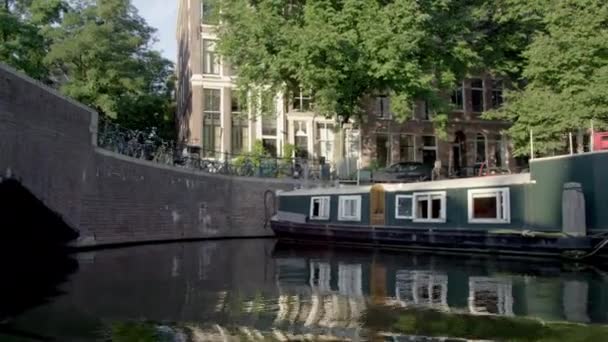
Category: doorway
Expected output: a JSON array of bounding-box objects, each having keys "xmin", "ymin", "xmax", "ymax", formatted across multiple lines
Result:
[
  {"xmin": 370, "ymin": 184, "xmax": 386, "ymax": 226},
  {"xmin": 452, "ymin": 131, "xmax": 466, "ymax": 176},
  {"xmin": 376, "ymin": 135, "xmax": 388, "ymax": 167}
]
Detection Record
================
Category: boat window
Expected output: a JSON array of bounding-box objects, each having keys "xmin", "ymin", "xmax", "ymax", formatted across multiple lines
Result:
[
  {"xmin": 413, "ymin": 192, "xmax": 446, "ymax": 223},
  {"xmin": 395, "ymin": 195, "xmax": 413, "ymax": 219},
  {"xmin": 468, "ymin": 188, "xmax": 510, "ymax": 223},
  {"xmin": 338, "ymin": 195, "xmax": 362, "ymax": 221},
  {"xmin": 310, "ymin": 196, "xmax": 330, "ymax": 220}
]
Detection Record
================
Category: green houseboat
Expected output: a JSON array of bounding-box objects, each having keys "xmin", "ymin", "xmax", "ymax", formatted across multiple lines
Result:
[{"xmin": 271, "ymin": 151, "xmax": 608, "ymax": 258}]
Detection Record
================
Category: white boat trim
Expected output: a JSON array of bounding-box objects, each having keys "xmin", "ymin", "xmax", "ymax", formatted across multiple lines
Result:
[{"xmin": 278, "ymin": 173, "xmax": 532, "ymax": 196}]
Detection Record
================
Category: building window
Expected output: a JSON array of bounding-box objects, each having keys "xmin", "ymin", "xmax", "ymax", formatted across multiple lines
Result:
[
  {"xmin": 413, "ymin": 192, "xmax": 446, "ymax": 223},
  {"xmin": 492, "ymin": 80, "xmax": 504, "ymax": 109},
  {"xmin": 422, "ymin": 135, "xmax": 437, "ymax": 166},
  {"xmin": 203, "ymin": 89, "xmax": 221, "ymax": 157},
  {"xmin": 423, "ymin": 100, "xmax": 433, "ymax": 121},
  {"xmin": 451, "ymin": 85, "xmax": 464, "ymax": 111},
  {"xmin": 294, "ymin": 120, "xmax": 309, "ymax": 159},
  {"xmin": 399, "ymin": 135, "xmax": 415, "ymax": 162},
  {"xmin": 261, "ymin": 92, "xmax": 277, "ymax": 156},
  {"xmin": 468, "ymin": 188, "xmax": 510, "ymax": 224},
  {"xmin": 310, "ymin": 196, "xmax": 330, "ymax": 220},
  {"xmin": 201, "ymin": 0, "xmax": 219, "ymax": 25},
  {"xmin": 262, "ymin": 138, "xmax": 277, "ymax": 157},
  {"xmin": 316, "ymin": 122, "xmax": 335, "ymax": 162},
  {"xmin": 261, "ymin": 115, "xmax": 277, "ymax": 135},
  {"xmin": 375, "ymin": 96, "xmax": 391, "ymax": 119},
  {"xmin": 202, "ymin": 40, "xmax": 219, "ymax": 75},
  {"xmin": 376, "ymin": 135, "xmax": 389, "ymax": 167},
  {"xmin": 293, "ymin": 89, "xmax": 312, "ymax": 112},
  {"xmin": 261, "ymin": 92, "xmax": 277, "ymax": 139},
  {"xmin": 476, "ymin": 133, "xmax": 487, "ymax": 165},
  {"xmin": 471, "ymin": 78, "xmax": 484, "ymax": 113},
  {"xmin": 338, "ymin": 195, "xmax": 362, "ymax": 221},
  {"xmin": 395, "ymin": 195, "xmax": 413, "ymax": 219},
  {"xmin": 231, "ymin": 96, "xmax": 248, "ymax": 155}
]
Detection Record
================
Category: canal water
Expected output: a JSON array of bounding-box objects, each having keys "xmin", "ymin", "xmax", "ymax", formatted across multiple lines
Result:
[{"xmin": 3, "ymin": 239, "xmax": 608, "ymax": 341}]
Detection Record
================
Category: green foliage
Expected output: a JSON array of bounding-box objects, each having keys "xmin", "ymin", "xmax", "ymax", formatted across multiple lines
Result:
[
  {"xmin": 234, "ymin": 140, "xmax": 269, "ymax": 169},
  {"xmin": 283, "ymin": 143, "xmax": 296, "ymax": 158},
  {"xmin": 106, "ymin": 321, "xmax": 158, "ymax": 342},
  {"xmin": 0, "ymin": 0, "xmax": 175, "ymax": 138},
  {"xmin": 0, "ymin": 0, "xmax": 65, "ymax": 80},
  {"xmin": 486, "ymin": 0, "xmax": 608, "ymax": 156},
  {"xmin": 217, "ymin": 0, "xmax": 537, "ymax": 128},
  {"xmin": 363, "ymin": 305, "xmax": 608, "ymax": 342},
  {"xmin": 219, "ymin": 0, "xmax": 608, "ymax": 153}
]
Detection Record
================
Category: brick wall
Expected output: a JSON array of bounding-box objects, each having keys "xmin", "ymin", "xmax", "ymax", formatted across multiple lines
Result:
[{"xmin": 0, "ymin": 63, "xmax": 296, "ymax": 247}]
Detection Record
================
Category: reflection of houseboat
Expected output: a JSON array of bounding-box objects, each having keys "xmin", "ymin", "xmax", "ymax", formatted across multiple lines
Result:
[
  {"xmin": 271, "ymin": 151, "xmax": 608, "ymax": 257},
  {"xmin": 395, "ymin": 271, "xmax": 448, "ymax": 310},
  {"xmin": 468, "ymin": 277, "xmax": 513, "ymax": 316}
]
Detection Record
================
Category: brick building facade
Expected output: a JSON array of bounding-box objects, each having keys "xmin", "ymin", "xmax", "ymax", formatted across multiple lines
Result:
[{"xmin": 360, "ymin": 75, "xmax": 515, "ymax": 176}]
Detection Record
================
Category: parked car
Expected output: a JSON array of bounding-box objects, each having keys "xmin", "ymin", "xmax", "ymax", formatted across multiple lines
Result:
[{"xmin": 372, "ymin": 162, "xmax": 433, "ymax": 183}]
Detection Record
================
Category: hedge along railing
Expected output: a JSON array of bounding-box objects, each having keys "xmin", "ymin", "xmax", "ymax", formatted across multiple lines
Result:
[{"xmin": 96, "ymin": 117, "xmax": 330, "ymax": 179}]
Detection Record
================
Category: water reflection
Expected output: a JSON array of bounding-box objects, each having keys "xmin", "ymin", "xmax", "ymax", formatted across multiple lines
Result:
[{"xmin": 5, "ymin": 239, "xmax": 608, "ymax": 341}]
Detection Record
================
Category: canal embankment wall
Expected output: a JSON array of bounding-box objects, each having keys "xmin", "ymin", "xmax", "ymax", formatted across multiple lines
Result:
[{"xmin": 0, "ymin": 64, "xmax": 296, "ymax": 247}]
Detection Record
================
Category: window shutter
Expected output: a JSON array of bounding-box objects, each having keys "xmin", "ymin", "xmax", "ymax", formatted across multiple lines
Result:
[{"xmin": 374, "ymin": 97, "xmax": 381, "ymax": 116}]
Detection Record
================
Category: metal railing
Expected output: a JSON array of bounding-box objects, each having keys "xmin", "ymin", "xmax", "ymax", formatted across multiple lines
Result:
[{"xmin": 96, "ymin": 118, "xmax": 330, "ymax": 179}]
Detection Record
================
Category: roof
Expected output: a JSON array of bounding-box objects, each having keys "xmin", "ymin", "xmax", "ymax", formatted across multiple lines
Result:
[{"xmin": 278, "ymin": 173, "xmax": 532, "ymax": 196}]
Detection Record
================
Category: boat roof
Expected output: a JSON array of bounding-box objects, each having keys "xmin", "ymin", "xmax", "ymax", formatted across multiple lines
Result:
[{"xmin": 279, "ymin": 173, "xmax": 532, "ymax": 196}]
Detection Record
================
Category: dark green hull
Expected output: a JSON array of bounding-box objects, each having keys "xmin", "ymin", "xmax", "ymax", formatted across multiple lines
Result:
[{"xmin": 271, "ymin": 220, "xmax": 601, "ymax": 258}]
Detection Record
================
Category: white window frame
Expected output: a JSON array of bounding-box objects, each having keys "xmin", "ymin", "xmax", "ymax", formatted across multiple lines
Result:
[
  {"xmin": 467, "ymin": 188, "xmax": 511, "ymax": 224},
  {"xmin": 310, "ymin": 196, "xmax": 330, "ymax": 220},
  {"xmin": 293, "ymin": 88, "xmax": 313, "ymax": 112},
  {"xmin": 395, "ymin": 195, "xmax": 414, "ymax": 219},
  {"xmin": 202, "ymin": 39, "xmax": 220, "ymax": 75},
  {"xmin": 338, "ymin": 195, "xmax": 362, "ymax": 222},
  {"xmin": 316, "ymin": 122, "xmax": 335, "ymax": 162},
  {"xmin": 413, "ymin": 191, "xmax": 447, "ymax": 223}
]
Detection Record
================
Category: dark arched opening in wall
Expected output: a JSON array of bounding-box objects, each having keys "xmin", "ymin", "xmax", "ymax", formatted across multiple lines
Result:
[
  {"xmin": 0, "ymin": 179, "xmax": 79, "ymax": 327},
  {"xmin": 0, "ymin": 179, "xmax": 79, "ymax": 249}
]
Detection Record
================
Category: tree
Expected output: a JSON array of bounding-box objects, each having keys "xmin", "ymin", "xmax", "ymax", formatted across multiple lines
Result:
[
  {"xmin": 44, "ymin": 0, "xmax": 176, "ymax": 137},
  {"xmin": 0, "ymin": 0, "xmax": 66, "ymax": 80},
  {"xmin": 217, "ymin": 0, "xmax": 536, "ymax": 128},
  {"xmin": 486, "ymin": 0, "xmax": 608, "ymax": 156}
]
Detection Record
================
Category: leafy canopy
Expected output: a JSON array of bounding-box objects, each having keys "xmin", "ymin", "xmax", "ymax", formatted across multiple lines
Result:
[
  {"xmin": 217, "ymin": 0, "xmax": 535, "ymax": 125},
  {"xmin": 486, "ymin": 0, "xmax": 608, "ymax": 156},
  {"xmin": 0, "ymin": 0, "xmax": 176, "ymax": 139}
]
